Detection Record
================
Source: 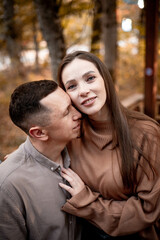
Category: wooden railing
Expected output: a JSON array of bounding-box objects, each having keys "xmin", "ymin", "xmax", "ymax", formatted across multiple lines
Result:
[{"xmin": 121, "ymin": 93, "xmax": 160, "ymax": 122}]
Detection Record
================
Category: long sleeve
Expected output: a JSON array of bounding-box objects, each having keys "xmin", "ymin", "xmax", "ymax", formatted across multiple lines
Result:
[
  {"xmin": 62, "ymin": 123, "xmax": 160, "ymax": 237},
  {"xmin": 62, "ymin": 175, "xmax": 160, "ymax": 237},
  {"xmin": 0, "ymin": 187, "xmax": 27, "ymax": 240}
]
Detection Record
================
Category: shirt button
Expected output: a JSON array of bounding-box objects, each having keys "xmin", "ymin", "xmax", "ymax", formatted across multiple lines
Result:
[
  {"xmin": 51, "ymin": 167, "xmax": 54, "ymax": 171},
  {"xmin": 58, "ymin": 167, "xmax": 61, "ymax": 171}
]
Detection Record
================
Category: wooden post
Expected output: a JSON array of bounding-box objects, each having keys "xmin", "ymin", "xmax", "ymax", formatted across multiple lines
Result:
[{"xmin": 144, "ymin": 0, "xmax": 159, "ymax": 118}]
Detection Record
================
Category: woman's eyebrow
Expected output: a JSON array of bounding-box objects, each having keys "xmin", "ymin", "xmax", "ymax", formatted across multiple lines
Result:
[
  {"xmin": 64, "ymin": 79, "xmax": 75, "ymax": 86},
  {"xmin": 82, "ymin": 71, "xmax": 95, "ymax": 78},
  {"xmin": 64, "ymin": 70, "xmax": 95, "ymax": 86}
]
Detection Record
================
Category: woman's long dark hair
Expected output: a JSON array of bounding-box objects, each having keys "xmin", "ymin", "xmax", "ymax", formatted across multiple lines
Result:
[{"xmin": 58, "ymin": 50, "xmax": 159, "ymax": 190}]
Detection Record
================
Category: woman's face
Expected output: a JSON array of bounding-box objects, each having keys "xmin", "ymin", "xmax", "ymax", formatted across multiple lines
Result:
[{"xmin": 61, "ymin": 58, "xmax": 108, "ymax": 121}]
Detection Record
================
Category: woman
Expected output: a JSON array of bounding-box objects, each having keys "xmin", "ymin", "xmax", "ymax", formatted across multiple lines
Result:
[{"xmin": 58, "ymin": 51, "xmax": 160, "ymax": 239}]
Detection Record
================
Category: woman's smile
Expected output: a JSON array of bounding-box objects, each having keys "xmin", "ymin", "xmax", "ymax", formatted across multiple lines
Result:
[
  {"xmin": 62, "ymin": 58, "xmax": 108, "ymax": 121},
  {"xmin": 81, "ymin": 96, "xmax": 97, "ymax": 106}
]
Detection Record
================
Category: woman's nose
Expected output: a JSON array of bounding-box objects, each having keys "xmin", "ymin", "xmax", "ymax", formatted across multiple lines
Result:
[{"xmin": 78, "ymin": 84, "xmax": 90, "ymax": 97}]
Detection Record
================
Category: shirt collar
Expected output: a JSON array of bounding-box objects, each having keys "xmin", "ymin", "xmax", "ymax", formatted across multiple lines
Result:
[{"xmin": 24, "ymin": 137, "xmax": 70, "ymax": 171}]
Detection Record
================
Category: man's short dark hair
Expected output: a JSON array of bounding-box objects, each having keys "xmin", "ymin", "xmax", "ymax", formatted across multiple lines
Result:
[{"xmin": 9, "ymin": 80, "xmax": 58, "ymax": 134}]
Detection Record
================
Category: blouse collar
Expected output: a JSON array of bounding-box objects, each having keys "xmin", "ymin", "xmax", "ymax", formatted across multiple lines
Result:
[{"xmin": 83, "ymin": 117, "xmax": 117, "ymax": 150}]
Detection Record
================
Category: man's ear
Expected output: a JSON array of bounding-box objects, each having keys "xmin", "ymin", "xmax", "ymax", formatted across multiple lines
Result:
[{"xmin": 29, "ymin": 126, "xmax": 48, "ymax": 141}]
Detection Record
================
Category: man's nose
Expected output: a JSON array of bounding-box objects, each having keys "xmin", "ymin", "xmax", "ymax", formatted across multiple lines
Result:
[{"xmin": 72, "ymin": 106, "xmax": 82, "ymax": 120}]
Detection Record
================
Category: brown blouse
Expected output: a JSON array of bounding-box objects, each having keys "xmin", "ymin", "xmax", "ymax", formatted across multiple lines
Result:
[{"xmin": 62, "ymin": 117, "xmax": 160, "ymax": 239}]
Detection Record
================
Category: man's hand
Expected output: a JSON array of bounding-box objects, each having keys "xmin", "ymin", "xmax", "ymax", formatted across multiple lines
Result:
[{"xmin": 59, "ymin": 168, "xmax": 85, "ymax": 196}]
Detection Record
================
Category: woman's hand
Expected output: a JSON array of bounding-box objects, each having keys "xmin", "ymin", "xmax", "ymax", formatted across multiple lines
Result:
[
  {"xmin": 4, "ymin": 154, "xmax": 10, "ymax": 161},
  {"xmin": 59, "ymin": 167, "xmax": 85, "ymax": 196}
]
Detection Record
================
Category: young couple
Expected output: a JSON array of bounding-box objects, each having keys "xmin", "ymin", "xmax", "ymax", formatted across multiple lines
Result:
[{"xmin": 1, "ymin": 51, "xmax": 160, "ymax": 240}]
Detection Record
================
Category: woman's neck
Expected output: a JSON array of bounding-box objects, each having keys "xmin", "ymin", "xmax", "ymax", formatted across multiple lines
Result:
[{"xmin": 88, "ymin": 105, "xmax": 111, "ymax": 121}]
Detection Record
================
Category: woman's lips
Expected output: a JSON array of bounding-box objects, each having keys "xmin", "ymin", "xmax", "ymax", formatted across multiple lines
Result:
[{"xmin": 81, "ymin": 97, "xmax": 97, "ymax": 106}]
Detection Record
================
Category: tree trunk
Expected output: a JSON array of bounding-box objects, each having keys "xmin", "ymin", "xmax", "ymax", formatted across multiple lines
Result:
[
  {"xmin": 3, "ymin": 0, "xmax": 23, "ymax": 72},
  {"xmin": 33, "ymin": 0, "xmax": 66, "ymax": 81},
  {"xmin": 101, "ymin": 0, "xmax": 117, "ymax": 83},
  {"xmin": 91, "ymin": 0, "xmax": 102, "ymax": 57},
  {"xmin": 33, "ymin": 21, "xmax": 39, "ymax": 72}
]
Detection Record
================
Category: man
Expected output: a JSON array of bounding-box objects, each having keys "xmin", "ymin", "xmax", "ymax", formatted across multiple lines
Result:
[{"xmin": 0, "ymin": 80, "xmax": 81, "ymax": 240}]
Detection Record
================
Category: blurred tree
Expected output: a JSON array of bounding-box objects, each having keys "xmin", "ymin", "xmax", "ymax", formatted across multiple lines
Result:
[
  {"xmin": 91, "ymin": 0, "xmax": 102, "ymax": 57},
  {"xmin": 0, "ymin": 0, "xmax": 118, "ymax": 81},
  {"xmin": 89, "ymin": 0, "xmax": 118, "ymax": 82},
  {"xmin": 32, "ymin": 20, "xmax": 39, "ymax": 72},
  {"xmin": 22, "ymin": 1, "xmax": 40, "ymax": 71},
  {"xmin": 0, "ymin": 0, "xmax": 42, "ymax": 73},
  {"xmin": 60, "ymin": 0, "xmax": 93, "ymax": 51},
  {"xmin": 17, "ymin": 0, "xmax": 43, "ymax": 71},
  {"xmin": 33, "ymin": 0, "xmax": 66, "ymax": 81},
  {"xmin": 101, "ymin": 0, "xmax": 117, "ymax": 82},
  {"xmin": 2, "ymin": 0, "xmax": 23, "ymax": 73}
]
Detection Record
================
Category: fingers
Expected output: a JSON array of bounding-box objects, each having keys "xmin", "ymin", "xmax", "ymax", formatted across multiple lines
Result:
[
  {"xmin": 4, "ymin": 154, "xmax": 9, "ymax": 161},
  {"xmin": 61, "ymin": 167, "xmax": 76, "ymax": 177},
  {"xmin": 61, "ymin": 172, "xmax": 74, "ymax": 186},
  {"xmin": 59, "ymin": 167, "xmax": 85, "ymax": 196},
  {"xmin": 61, "ymin": 168, "xmax": 84, "ymax": 187},
  {"xmin": 61, "ymin": 167, "xmax": 82, "ymax": 182},
  {"xmin": 59, "ymin": 182, "xmax": 73, "ymax": 195}
]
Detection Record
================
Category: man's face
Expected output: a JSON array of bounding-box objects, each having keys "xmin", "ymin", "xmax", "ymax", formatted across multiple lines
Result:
[{"xmin": 40, "ymin": 87, "xmax": 81, "ymax": 144}]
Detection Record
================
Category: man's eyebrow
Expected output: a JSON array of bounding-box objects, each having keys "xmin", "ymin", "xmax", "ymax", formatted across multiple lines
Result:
[
  {"xmin": 64, "ymin": 71, "xmax": 95, "ymax": 86},
  {"xmin": 62, "ymin": 102, "xmax": 71, "ymax": 115}
]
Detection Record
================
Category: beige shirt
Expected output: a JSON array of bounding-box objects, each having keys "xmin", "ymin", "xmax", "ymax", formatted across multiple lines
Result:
[
  {"xmin": 0, "ymin": 137, "xmax": 81, "ymax": 240},
  {"xmin": 63, "ymin": 117, "xmax": 160, "ymax": 239}
]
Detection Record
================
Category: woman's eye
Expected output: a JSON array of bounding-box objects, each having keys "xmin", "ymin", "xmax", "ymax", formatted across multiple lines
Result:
[
  {"xmin": 87, "ymin": 76, "xmax": 95, "ymax": 82},
  {"xmin": 67, "ymin": 84, "xmax": 76, "ymax": 90}
]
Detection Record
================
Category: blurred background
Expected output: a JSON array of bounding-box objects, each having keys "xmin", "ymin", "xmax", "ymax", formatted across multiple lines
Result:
[{"xmin": 0, "ymin": 0, "xmax": 159, "ymax": 160}]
